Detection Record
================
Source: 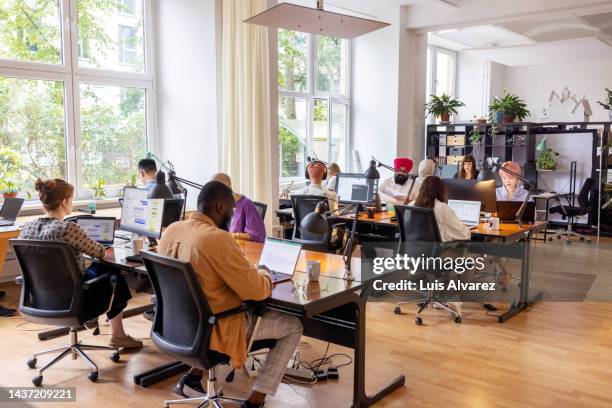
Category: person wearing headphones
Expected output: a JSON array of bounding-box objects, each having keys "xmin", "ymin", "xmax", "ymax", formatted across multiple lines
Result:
[
  {"xmin": 296, "ymin": 160, "xmax": 339, "ymax": 211},
  {"xmin": 379, "ymin": 157, "xmax": 414, "ymax": 204}
]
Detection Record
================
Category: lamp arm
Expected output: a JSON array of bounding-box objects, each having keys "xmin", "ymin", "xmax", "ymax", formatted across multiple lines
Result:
[
  {"xmin": 499, "ymin": 166, "xmax": 532, "ymax": 188},
  {"xmin": 371, "ymin": 156, "xmax": 416, "ymax": 178},
  {"xmin": 402, "ymin": 177, "xmax": 418, "ymax": 205},
  {"xmin": 170, "ymin": 175, "xmax": 204, "ymax": 190},
  {"xmin": 342, "ymin": 205, "xmax": 359, "ymax": 281}
]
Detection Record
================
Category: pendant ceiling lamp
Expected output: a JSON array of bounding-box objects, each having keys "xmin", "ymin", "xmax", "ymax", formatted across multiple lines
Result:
[{"xmin": 244, "ymin": 0, "xmax": 390, "ymax": 39}]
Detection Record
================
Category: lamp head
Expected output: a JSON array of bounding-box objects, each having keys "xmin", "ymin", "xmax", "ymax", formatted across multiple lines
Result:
[
  {"xmin": 165, "ymin": 170, "xmax": 183, "ymax": 194},
  {"xmin": 300, "ymin": 202, "xmax": 330, "ymax": 236},
  {"xmin": 536, "ymin": 138, "xmax": 547, "ymax": 152},
  {"xmin": 148, "ymin": 171, "xmax": 173, "ymax": 199}
]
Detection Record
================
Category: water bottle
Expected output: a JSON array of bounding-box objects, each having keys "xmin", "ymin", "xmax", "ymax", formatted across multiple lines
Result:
[{"xmin": 88, "ymin": 200, "xmax": 97, "ymax": 214}]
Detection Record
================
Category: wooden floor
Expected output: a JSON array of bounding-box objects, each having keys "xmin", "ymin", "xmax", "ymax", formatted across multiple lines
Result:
[{"xmin": 1, "ymin": 239, "xmax": 612, "ymax": 408}]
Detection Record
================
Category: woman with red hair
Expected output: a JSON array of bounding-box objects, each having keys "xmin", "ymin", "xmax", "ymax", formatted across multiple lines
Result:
[{"xmin": 496, "ymin": 161, "xmax": 530, "ymax": 201}]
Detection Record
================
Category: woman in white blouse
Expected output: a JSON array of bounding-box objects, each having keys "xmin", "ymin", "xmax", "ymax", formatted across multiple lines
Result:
[{"xmin": 409, "ymin": 176, "xmax": 470, "ymax": 242}]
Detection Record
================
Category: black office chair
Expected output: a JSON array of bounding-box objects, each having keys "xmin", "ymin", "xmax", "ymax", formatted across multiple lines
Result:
[
  {"xmin": 393, "ymin": 206, "xmax": 462, "ymax": 325},
  {"xmin": 253, "ymin": 201, "xmax": 267, "ymax": 220},
  {"xmin": 549, "ymin": 178, "xmax": 594, "ymax": 244},
  {"xmin": 10, "ymin": 240, "xmax": 120, "ymax": 386},
  {"xmin": 290, "ymin": 195, "xmax": 335, "ymax": 252},
  {"xmin": 140, "ymin": 251, "xmax": 275, "ymax": 408}
]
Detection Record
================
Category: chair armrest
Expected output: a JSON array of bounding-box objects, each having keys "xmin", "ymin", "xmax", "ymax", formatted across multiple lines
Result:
[
  {"xmin": 82, "ymin": 272, "xmax": 116, "ymax": 290},
  {"xmin": 209, "ymin": 300, "xmax": 268, "ymax": 324}
]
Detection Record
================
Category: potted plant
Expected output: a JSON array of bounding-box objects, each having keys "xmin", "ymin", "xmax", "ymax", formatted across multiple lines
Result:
[
  {"xmin": 537, "ymin": 147, "xmax": 559, "ymax": 171},
  {"xmin": 126, "ymin": 173, "xmax": 137, "ymax": 187},
  {"xmin": 1, "ymin": 180, "xmax": 20, "ymax": 199},
  {"xmin": 91, "ymin": 178, "xmax": 107, "ymax": 199},
  {"xmin": 425, "ymin": 94, "xmax": 465, "ymax": 123},
  {"xmin": 597, "ymin": 88, "xmax": 612, "ymax": 121},
  {"xmin": 488, "ymin": 92, "xmax": 530, "ymax": 124},
  {"xmin": 0, "ymin": 147, "xmax": 22, "ymax": 199}
]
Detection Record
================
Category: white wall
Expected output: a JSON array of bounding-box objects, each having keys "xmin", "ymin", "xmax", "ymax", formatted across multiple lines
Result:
[
  {"xmin": 154, "ymin": 0, "xmax": 221, "ymax": 208},
  {"xmin": 503, "ymin": 58, "xmax": 612, "ymax": 122},
  {"xmin": 456, "ymin": 53, "xmax": 488, "ymax": 120}
]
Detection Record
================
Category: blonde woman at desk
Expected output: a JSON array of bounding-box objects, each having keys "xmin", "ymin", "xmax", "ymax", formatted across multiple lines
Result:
[{"xmin": 496, "ymin": 161, "xmax": 530, "ymax": 202}]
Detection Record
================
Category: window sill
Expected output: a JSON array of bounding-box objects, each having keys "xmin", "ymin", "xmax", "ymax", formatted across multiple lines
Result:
[{"xmin": 19, "ymin": 198, "xmax": 121, "ymax": 217}]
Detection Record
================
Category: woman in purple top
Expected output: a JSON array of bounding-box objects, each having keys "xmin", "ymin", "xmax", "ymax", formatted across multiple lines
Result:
[{"xmin": 212, "ymin": 173, "xmax": 267, "ymax": 243}]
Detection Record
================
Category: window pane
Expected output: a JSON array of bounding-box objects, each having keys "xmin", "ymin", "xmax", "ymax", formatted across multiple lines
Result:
[
  {"xmin": 330, "ymin": 102, "xmax": 347, "ymax": 171},
  {"xmin": 279, "ymin": 96, "xmax": 307, "ymax": 179},
  {"xmin": 313, "ymin": 98, "xmax": 328, "ymax": 162},
  {"xmin": 0, "ymin": 0, "xmax": 62, "ymax": 64},
  {"xmin": 0, "ymin": 76, "xmax": 66, "ymax": 196},
  {"xmin": 316, "ymin": 36, "xmax": 347, "ymax": 94},
  {"xmin": 278, "ymin": 29, "xmax": 308, "ymax": 93},
  {"xmin": 435, "ymin": 50, "xmax": 454, "ymax": 96},
  {"xmin": 79, "ymin": 84, "xmax": 146, "ymax": 194},
  {"xmin": 77, "ymin": 0, "xmax": 145, "ymax": 72}
]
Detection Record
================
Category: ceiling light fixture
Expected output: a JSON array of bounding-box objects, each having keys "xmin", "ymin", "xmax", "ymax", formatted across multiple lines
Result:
[{"xmin": 244, "ymin": 0, "xmax": 390, "ymax": 39}]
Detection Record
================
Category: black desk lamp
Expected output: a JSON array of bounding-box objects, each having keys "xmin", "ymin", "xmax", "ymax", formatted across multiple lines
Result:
[{"xmin": 300, "ymin": 201, "xmax": 359, "ymax": 281}]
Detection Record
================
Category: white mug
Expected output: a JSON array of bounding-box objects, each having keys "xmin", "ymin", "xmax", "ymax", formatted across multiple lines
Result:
[
  {"xmin": 489, "ymin": 217, "xmax": 500, "ymax": 230},
  {"xmin": 131, "ymin": 237, "xmax": 144, "ymax": 255},
  {"xmin": 306, "ymin": 260, "xmax": 321, "ymax": 282}
]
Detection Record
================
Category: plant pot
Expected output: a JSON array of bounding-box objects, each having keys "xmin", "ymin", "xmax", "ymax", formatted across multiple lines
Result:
[
  {"xmin": 2, "ymin": 192, "xmax": 18, "ymax": 199},
  {"xmin": 494, "ymin": 111, "xmax": 504, "ymax": 123},
  {"xmin": 503, "ymin": 115, "xmax": 516, "ymax": 123},
  {"xmin": 440, "ymin": 113, "xmax": 450, "ymax": 123}
]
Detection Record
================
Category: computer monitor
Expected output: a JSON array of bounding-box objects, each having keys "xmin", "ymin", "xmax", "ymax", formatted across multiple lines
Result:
[
  {"xmin": 123, "ymin": 186, "xmax": 149, "ymax": 201},
  {"xmin": 76, "ymin": 217, "xmax": 116, "ymax": 246},
  {"xmin": 437, "ymin": 164, "xmax": 458, "ymax": 179},
  {"xmin": 443, "ymin": 179, "xmax": 497, "ymax": 213},
  {"xmin": 335, "ymin": 173, "xmax": 377, "ymax": 204},
  {"xmin": 119, "ymin": 198, "xmax": 165, "ymax": 239},
  {"xmin": 162, "ymin": 198, "xmax": 184, "ymax": 228}
]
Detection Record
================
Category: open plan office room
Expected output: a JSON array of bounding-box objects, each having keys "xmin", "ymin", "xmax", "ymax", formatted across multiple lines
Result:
[{"xmin": 1, "ymin": 0, "xmax": 612, "ymax": 407}]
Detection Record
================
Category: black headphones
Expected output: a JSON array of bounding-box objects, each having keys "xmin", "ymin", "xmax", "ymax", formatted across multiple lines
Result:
[{"xmin": 305, "ymin": 159, "xmax": 328, "ymax": 180}]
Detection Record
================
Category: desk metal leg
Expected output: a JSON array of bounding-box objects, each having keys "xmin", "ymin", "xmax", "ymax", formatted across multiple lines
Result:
[
  {"xmin": 353, "ymin": 291, "xmax": 405, "ymax": 407},
  {"xmin": 498, "ymin": 232, "xmax": 543, "ymax": 323}
]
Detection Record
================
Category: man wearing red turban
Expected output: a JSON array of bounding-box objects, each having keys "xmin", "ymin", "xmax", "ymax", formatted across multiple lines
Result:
[{"xmin": 379, "ymin": 157, "xmax": 414, "ymax": 204}]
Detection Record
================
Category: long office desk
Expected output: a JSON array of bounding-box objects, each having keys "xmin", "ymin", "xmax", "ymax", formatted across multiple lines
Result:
[
  {"xmin": 276, "ymin": 208, "xmax": 548, "ymax": 323},
  {"xmin": 128, "ymin": 242, "xmax": 404, "ymax": 407}
]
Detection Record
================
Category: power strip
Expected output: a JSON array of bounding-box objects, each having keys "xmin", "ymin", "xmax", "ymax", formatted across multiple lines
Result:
[{"xmin": 284, "ymin": 367, "xmax": 315, "ymax": 381}]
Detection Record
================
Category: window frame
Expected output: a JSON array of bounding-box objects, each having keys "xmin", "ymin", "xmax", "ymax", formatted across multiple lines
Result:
[
  {"xmin": 0, "ymin": 0, "xmax": 156, "ymax": 200},
  {"xmin": 426, "ymin": 45, "xmax": 457, "ymax": 124},
  {"xmin": 277, "ymin": 31, "xmax": 351, "ymax": 185}
]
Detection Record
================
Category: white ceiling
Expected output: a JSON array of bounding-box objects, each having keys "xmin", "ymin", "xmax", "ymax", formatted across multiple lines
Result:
[{"xmin": 429, "ymin": 12, "xmax": 612, "ymax": 66}]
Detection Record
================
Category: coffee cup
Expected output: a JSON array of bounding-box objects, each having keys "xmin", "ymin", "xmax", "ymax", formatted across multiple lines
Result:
[
  {"xmin": 131, "ymin": 237, "xmax": 144, "ymax": 255},
  {"xmin": 366, "ymin": 207, "xmax": 375, "ymax": 218},
  {"xmin": 306, "ymin": 260, "xmax": 321, "ymax": 282},
  {"xmin": 489, "ymin": 217, "xmax": 500, "ymax": 230}
]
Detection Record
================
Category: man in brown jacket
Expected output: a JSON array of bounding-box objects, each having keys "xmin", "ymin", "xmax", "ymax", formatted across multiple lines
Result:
[{"xmin": 158, "ymin": 181, "xmax": 302, "ymax": 408}]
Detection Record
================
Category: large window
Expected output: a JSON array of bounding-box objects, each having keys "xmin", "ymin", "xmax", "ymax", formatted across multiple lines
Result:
[
  {"xmin": 278, "ymin": 29, "xmax": 350, "ymax": 182},
  {"xmin": 426, "ymin": 46, "xmax": 457, "ymax": 122},
  {"xmin": 0, "ymin": 0, "xmax": 154, "ymax": 200}
]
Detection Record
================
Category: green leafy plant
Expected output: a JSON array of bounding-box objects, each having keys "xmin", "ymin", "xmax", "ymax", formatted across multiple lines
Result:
[
  {"xmin": 425, "ymin": 94, "xmax": 465, "ymax": 122},
  {"xmin": 488, "ymin": 92, "xmax": 531, "ymax": 123},
  {"xmin": 0, "ymin": 147, "xmax": 22, "ymax": 195},
  {"xmin": 126, "ymin": 173, "xmax": 137, "ymax": 187},
  {"xmin": 597, "ymin": 88, "xmax": 612, "ymax": 111},
  {"xmin": 469, "ymin": 127, "xmax": 482, "ymax": 145},
  {"xmin": 91, "ymin": 178, "xmax": 107, "ymax": 198},
  {"xmin": 537, "ymin": 147, "xmax": 559, "ymax": 171}
]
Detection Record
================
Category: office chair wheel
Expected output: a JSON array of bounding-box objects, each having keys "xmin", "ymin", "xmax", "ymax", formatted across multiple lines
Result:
[
  {"xmin": 454, "ymin": 316, "xmax": 462, "ymax": 324},
  {"xmin": 27, "ymin": 358, "xmax": 37, "ymax": 369},
  {"xmin": 88, "ymin": 371, "xmax": 98, "ymax": 382},
  {"xmin": 32, "ymin": 376, "xmax": 42, "ymax": 387},
  {"xmin": 394, "ymin": 306, "xmax": 402, "ymax": 314},
  {"xmin": 110, "ymin": 352, "xmax": 120, "ymax": 363},
  {"xmin": 580, "ymin": 237, "xmax": 585, "ymax": 241},
  {"xmin": 415, "ymin": 317, "xmax": 423, "ymax": 325},
  {"xmin": 548, "ymin": 237, "xmax": 553, "ymax": 241}
]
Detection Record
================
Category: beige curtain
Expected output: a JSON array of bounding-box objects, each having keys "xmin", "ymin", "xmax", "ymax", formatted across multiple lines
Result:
[{"xmin": 221, "ymin": 0, "xmax": 274, "ymax": 231}]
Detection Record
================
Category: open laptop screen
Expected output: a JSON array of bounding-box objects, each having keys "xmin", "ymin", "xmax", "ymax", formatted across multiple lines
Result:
[
  {"xmin": 258, "ymin": 238, "xmax": 302, "ymax": 276},
  {"xmin": 448, "ymin": 199, "xmax": 481, "ymax": 226}
]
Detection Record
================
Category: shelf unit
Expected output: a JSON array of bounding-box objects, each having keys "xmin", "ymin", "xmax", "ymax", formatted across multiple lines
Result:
[{"xmin": 426, "ymin": 121, "xmax": 611, "ymax": 235}]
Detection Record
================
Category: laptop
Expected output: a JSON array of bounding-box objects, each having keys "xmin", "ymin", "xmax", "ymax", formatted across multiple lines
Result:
[
  {"xmin": 258, "ymin": 238, "xmax": 302, "ymax": 284},
  {"xmin": 76, "ymin": 217, "xmax": 117, "ymax": 247},
  {"xmin": 497, "ymin": 201, "xmax": 535, "ymax": 223},
  {"xmin": 448, "ymin": 199, "xmax": 481, "ymax": 228},
  {"xmin": 0, "ymin": 197, "xmax": 25, "ymax": 227}
]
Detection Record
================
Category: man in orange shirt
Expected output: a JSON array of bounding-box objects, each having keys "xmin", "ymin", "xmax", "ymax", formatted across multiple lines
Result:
[{"xmin": 158, "ymin": 181, "xmax": 302, "ymax": 408}]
